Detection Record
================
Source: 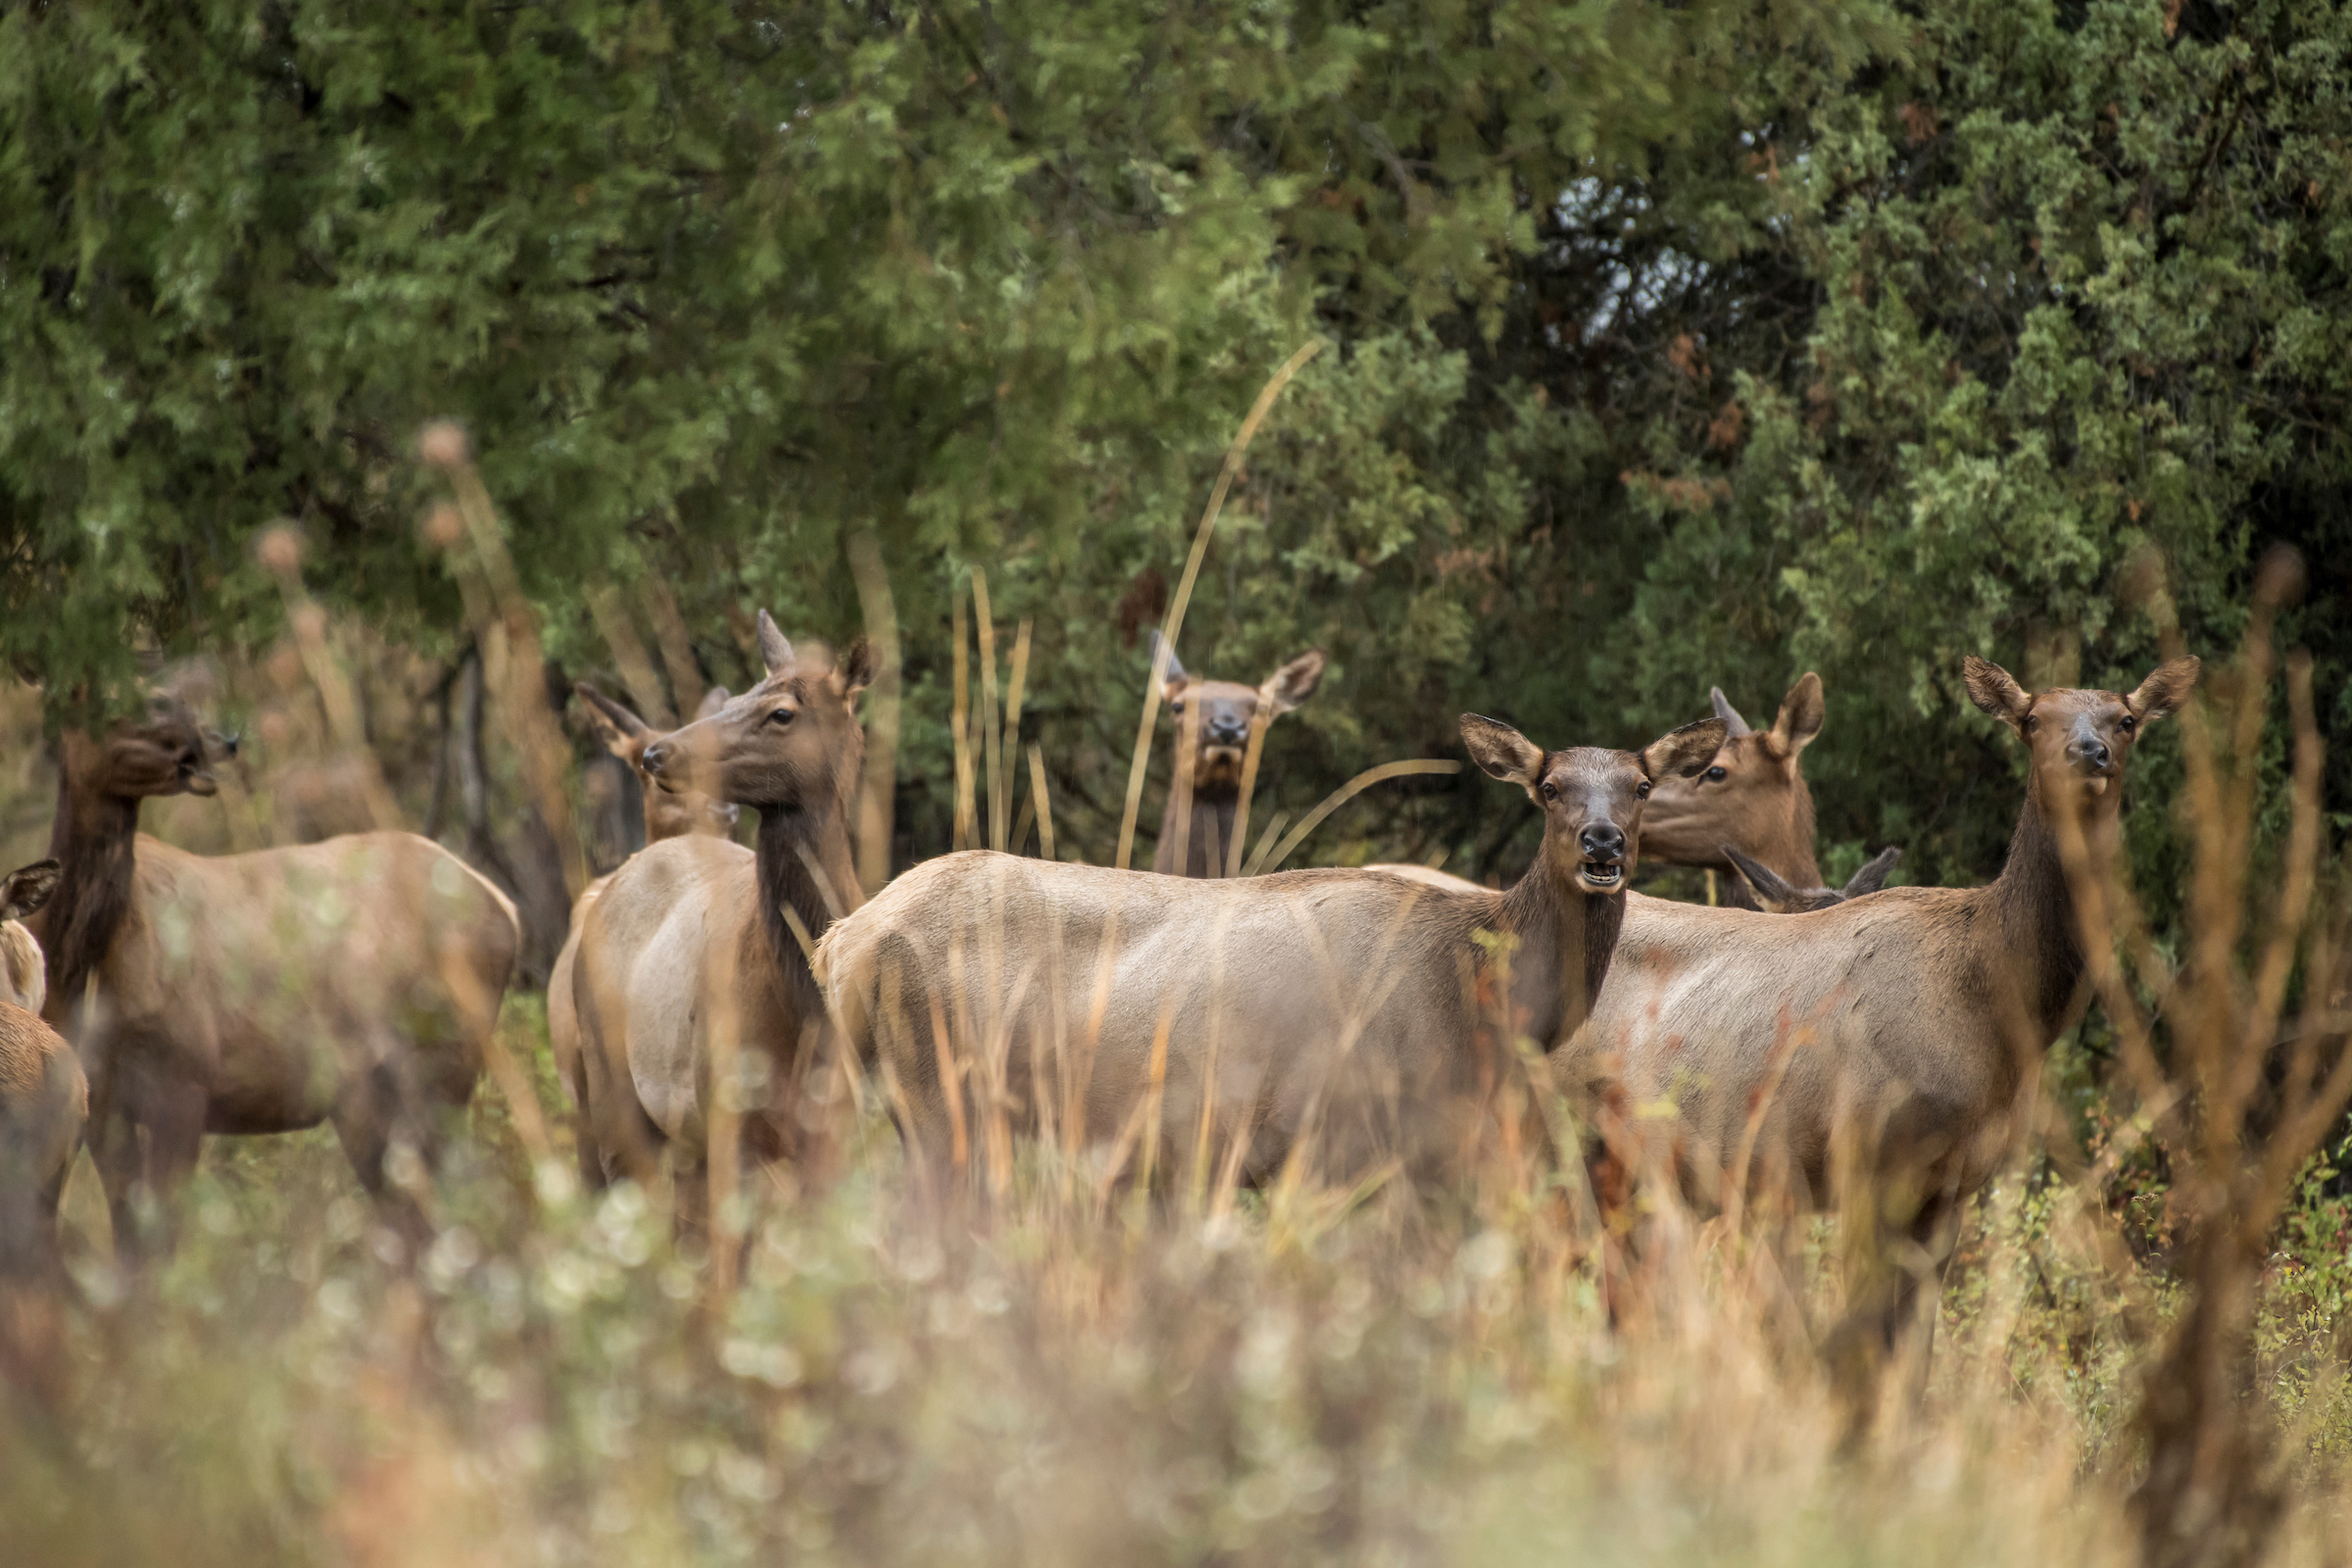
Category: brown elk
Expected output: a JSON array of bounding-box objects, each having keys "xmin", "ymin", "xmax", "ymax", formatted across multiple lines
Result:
[
  {"xmin": 2, "ymin": 860, "xmax": 61, "ymax": 1012},
  {"xmin": 27, "ymin": 691, "xmax": 521, "ymax": 1255},
  {"xmin": 570, "ymin": 615, "xmax": 869, "ymax": 1215},
  {"xmin": 817, "ymin": 713, "xmax": 1728, "ymax": 1189},
  {"xmin": 1568, "ymin": 657, "xmax": 2200, "ymax": 1293},
  {"xmin": 1636, "ymin": 673, "xmax": 1827, "ymax": 906},
  {"xmin": 548, "ymin": 680, "xmax": 739, "ymax": 1183},
  {"xmin": 0, "ymin": 860, "xmax": 84, "ymax": 1285},
  {"xmin": 1151, "ymin": 631, "xmax": 1325, "ymax": 877},
  {"xmin": 1723, "ymin": 845, "xmax": 1902, "ymax": 913}
]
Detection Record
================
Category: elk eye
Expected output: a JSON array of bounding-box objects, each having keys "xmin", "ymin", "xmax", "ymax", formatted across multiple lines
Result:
[
  {"xmin": 768, "ymin": 708, "xmax": 795, "ymax": 726},
  {"xmin": 2020, "ymin": 715, "xmax": 2035, "ymax": 734},
  {"xmin": 1637, "ymin": 781, "xmax": 1651, "ymax": 800},
  {"xmin": 1704, "ymin": 765, "xmax": 1727, "ymax": 782},
  {"xmin": 2120, "ymin": 714, "xmax": 2135, "ymax": 732},
  {"xmin": 1172, "ymin": 701, "xmax": 1184, "ymax": 713},
  {"xmin": 1539, "ymin": 781, "xmax": 1557, "ymax": 802}
]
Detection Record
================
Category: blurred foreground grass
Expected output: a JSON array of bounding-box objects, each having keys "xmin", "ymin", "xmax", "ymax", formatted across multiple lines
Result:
[{"xmin": 7, "ymin": 1004, "xmax": 2352, "ymax": 1567}]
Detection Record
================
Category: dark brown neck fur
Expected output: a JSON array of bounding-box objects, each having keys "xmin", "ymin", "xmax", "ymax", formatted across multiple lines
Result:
[
  {"xmin": 1491, "ymin": 842, "xmax": 1624, "ymax": 1052},
  {"xmin": 1155, "ymin": 788, "xmax": 1240, "ymax": 878},
  {"xmin": 29, "ymin": 751, "xmax": 140, "ymax": 1027},
  {"xmin": 750, "ymin": 788, "xmax": 863, "ymax": 1030},
  {"xmin": 1983, "ymin": 779, "xmax": 2096, "ymax": 1041}
]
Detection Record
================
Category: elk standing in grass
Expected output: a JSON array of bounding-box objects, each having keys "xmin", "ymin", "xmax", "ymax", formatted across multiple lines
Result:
[
  {"xmin": 1570, "ymin": 656, "xmax": 2200, "ymax": 1345},
  {"xmin": 818, "ymin": 714, "xmax": 1726, "ymax": 1190},
  {"xmin": 1151, "ymin": 632, "xmax": 1324, "ymax": 878},
  {"xmin": 28, "ymin": 692, "xmax": 520, "ymax": 1256},
  {"xmin": 570, "ymin": 615, "xmax": 868, "ymax": 1221},
  {"xmin": 548, "ymin": 681, "xmax": 738, "ymax": 1186}
]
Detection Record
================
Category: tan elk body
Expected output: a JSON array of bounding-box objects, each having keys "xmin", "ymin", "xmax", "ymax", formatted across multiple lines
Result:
[
  {"xmin": 819, "ymin": 715, "xmax": 1727, "ymax": 1186},
  {"xmin": 1568, "ymin": 657, "xmax": 2200, "ymax": 1226},
  {"xmin": 569, "ymin": 617, "xmax": 867, "ymax": 1203},
  {"xmin": 548, "ymin": 680, "xmax": 738, "ymax": 1172},
  {"xmin": 28, "ymin": 695, "xmax": 520, "ymax": 1250},
  {"xmin": 1151, "ymin": 632, "xmax": 1324, "ymax": 878}
]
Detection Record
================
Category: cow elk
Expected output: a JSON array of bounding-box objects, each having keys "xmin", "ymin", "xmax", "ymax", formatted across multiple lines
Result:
[
  {"xmin": 549, "ymin": 681, "xmax": 739, "ymax": 1186},
  {"xmin": 1569, "ymin": 656, "xmax": 2200, "ymax": 1348},
  {"xmin": 28, "ymin": 691, "xmax": 521, "ymax": 1256},
  {"xmin": 1637, "ymin": 673, "xmax": 1828, "ymax": 906},
  {"xmin": 0, "ymin": 859, "xmax": 84, "ymax": 1292},
  {"xmin": 818, "ymin": 713, "xmax": 1728, "ymax": 1192},
  {"xmin": 2, "ymin": 860, "xmax": 61, "ymax": 1013},
  {"xmin": 1152, "ymin": 631, "xmax": 1324, "ymax": 877},
  {"xmin": 570, "ymin": 615, "xmax": 869, "ymax": 1226}
]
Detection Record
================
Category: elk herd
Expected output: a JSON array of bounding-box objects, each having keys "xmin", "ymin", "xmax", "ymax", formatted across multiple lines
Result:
[{"xmin": 0, "ymin": 604, "xmax": 2202, "ymax": 1351}]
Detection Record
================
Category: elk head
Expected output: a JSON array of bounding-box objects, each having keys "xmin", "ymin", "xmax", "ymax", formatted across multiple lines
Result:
[
  {"xmin": 61, "ymin": 690, "xmax": 220, "ymax": 801},
  {"xmin": 640, "ymin": 612, "xmax": 872, "ymax": 813},
  {"xmin": 1964, "ymin": 655, "xmax": 2200, "ymax": 825},
  {"xmin": 1, "ymin": 858, "xmax": 62, "ymax": 1012},
  {"xmin": 1462, "ymin": 714, "xmax": 1730, "ymax": 894},
  {"xmin": 1638, "ymin": 672, "xmax": 1824, "ymax": 876},
  {"xmin": 576, "ymin": 681, "xmax": 741, "ymax": 839},
  {"xmin": 1152, "ymin": 630, "xmax": 1323, "ymax": 791}
]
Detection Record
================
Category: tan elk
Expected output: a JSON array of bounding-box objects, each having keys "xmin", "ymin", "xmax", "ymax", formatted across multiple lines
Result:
[
  {"xmin": 548, "ymin": 680, "xmax": 739, "ymax": 1183},
  {"xmin": 1637, "ymin": 673, "xmax": 1828, "ymax": 906},
  {"xmin": 570, "ymin": 615, "xmax": 868, "ymax": 1215},
  {"xmin": 1151, "ymin": 631, "xmax": 1325, "ymax": 877},
  {"xmin": 28, "ymin": 691, "xmax": 521, "ymax": 1255},
  {"xmin": 0, "ymin": 859, "xmax": 85, "ymax": 1284},
  {"xmin": 818, "ymin": 713, "xmax": 1728, "ymax": 1189},
  {"xmin": 1569, "ymin": 657, "xmax": 2200, "ymax": 1268}
]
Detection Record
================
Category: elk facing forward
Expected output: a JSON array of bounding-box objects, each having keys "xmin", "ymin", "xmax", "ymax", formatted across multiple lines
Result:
[
  {"xmin": 29, "ymin": 693, "xmax": 520, "ymax": 1254},
  {"xmin": 1151, "ymin": 632, "xmax": 1324, "ymax": 878},
  {"xmin": 1572, "ymin": 657, "xmax": 2200, "ymax": 1238},
  {"xmin": 570, "ymin": 616, "xmax": 868, "ymax": 1214},
  {"xmin": 819, "ymin": 714, "xmax": 1727, "ymax": 1189}
]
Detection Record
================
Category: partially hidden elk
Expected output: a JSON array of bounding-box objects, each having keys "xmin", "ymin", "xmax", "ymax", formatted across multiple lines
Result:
[
  {"xmin": 818, "ymin": 713, "xmax": 1729, "ymax": 1191},
  {"xmin": 0, "ymin": 859, "xmax": 85, "ymax": 1284},
  {"xmin": 548, "ymin": 680, "xmax": 738, "ymax": 1186},
  {"xmin": 27, "ymin": 693, "xmax": 521, "ymax": 1256},
  {"xmin": 1567, "ymin": 657, "xmax": 2201, "ymax": 1302},
  {"xmin": 1637, "ymin": 673, "xmax": 1830, "ymax": 906},
  {"xmin": 570, "ymin": 615, "xmax": 869, "ymax": 1219},
  {"xmin": 1724, "ymin": 845, "xmax": 1902, "ymax": 913},
  {"xmin": 1151, "ymin": 631, "xmax": 1324, "ymax": 877}
]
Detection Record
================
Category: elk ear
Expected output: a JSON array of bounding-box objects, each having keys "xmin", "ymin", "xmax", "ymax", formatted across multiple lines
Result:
[
  {"xmin": 1963, "ymin": 657, "xmax": 2033, "ymax": 728},
  {"xmin": 2126, "ymin": 657, "xmax": 2200, "ymax": 724},
  {"xmin": 1641, "ymin": 718, "xmax": 1731, "ymax": 781},
  {"xmin": 834, "ymin": 638, "xmax": 875, "ymax": 704},
  {"xmin": 1842, "ymin": 845, "xmax": 1901, "ymax": 899},
  {"xmin": 756, "ymin": 610, "xmax": 795, "ymax": 678},
  {"xmin": 1260, "ymin": 649, "xmax": 1325, "ymax": 715},
  {"xmin": 1150, "ymin": 629, "xmax": 1189, "ymax": 703},
  {"xmin": 1769, "ymin": 672, "xmax": 1824, "ymax": 758},
  {"xmin": 1709, "ymin": 686, "xmax": 1752, "ymax": 738},
  {"xmin": 1460, "ymin": 714, "xmax": 1544, "ymax": 793},
  {"xmin": 0, "ymin": 859, "xmax": 61, "ymax": 923},
  {"xmin": 574, "ymin": 681, "xmax": 650, "ymax": 757},
  {"xmin": 1723, "ymin": 845, "xmax": 1801, "ymax": 912},
  {"xmin": 696, "ymin": 686, "xmax": 732, "ymax": 721}
]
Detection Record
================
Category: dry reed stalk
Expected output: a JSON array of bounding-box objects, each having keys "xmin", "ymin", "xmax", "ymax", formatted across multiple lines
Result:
[
  {"xmin": 1166, "ymin": 695, "xmax": 1200, "ymax": 875},
  {"xmin": 704, "ymin": 921, "xmax": 744, "ymax": 1304},
  {"xmin": 582, "ymin": 584, "xmax": 675, "ymax": 729},
  {"xmin": 973, "ymin": 569, "xmax": 1004, "ymax": 853},
  {"xmin": 1114, "ymin": 339, "xmax": 1324, "ymax": 869},
  {"xmin": 1001, "ymin": 618, "xmax": 1031, "ymax": 852},
  {"xmin": 951, "ymin": 589, "xmax": 974, "ymax": 852},
  {"xmin": 1245, "ymin": 759, "xmax": 1461, "ymax": 875},
  {"xmin": 254, "ymin": 524, "xmax": 405, "ymax": 834},
  {"xmin": 848, "ymin": 533, "xmax": 903, "ymax": 894},
  {"xmin": 638, "ymin": 575, "xmax": 707, "ymax": 729},
  {"xmin": 1225, "ymin": 699, "xmax": 1273, "ymax": 878}
]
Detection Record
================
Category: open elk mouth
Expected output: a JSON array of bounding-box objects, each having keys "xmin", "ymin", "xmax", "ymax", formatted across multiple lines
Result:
[{"xmin": 1578, "ymin": 860, "xmax": 1624, "ymax": 891}]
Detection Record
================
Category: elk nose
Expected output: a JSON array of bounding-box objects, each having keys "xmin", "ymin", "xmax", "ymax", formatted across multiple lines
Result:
[
  {"xmin": 2069, "ymin": 736, "xmax": 2113, "ymax": 773},
  {"xmin": 1209, "ymin": 719, "xmax": 1249, "ymax": 744},
  {"xmin": 1579, "ymin": 823, "xmax": 1626, "ymax": 863},
  {"xmin": 641, "ymin": 740, "xmax": 671, "ymax": 777}
]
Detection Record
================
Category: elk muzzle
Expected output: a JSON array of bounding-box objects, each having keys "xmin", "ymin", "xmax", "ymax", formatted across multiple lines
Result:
[{"xmin": 1576, "ymin": 821, "xmax": 1628, "ymax": 892}]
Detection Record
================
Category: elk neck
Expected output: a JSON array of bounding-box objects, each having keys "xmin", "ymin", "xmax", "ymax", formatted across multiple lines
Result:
[
  {"xmin": 751, "ymin": 789, "xmax": 863, "ymax": 1014},
  {"xmin": 1980, "ymin": 768, "xmax": 2114, "ymax": 1040},
  {"xmin": 30, "ymin": 740, "xmax": 140, "ymax": 1025},
  {"xmin": 1491, "ymin": 836, "xmax": 1625, "ymax": 1052},
  {"xmin": 1157, "ymin": 787, "xmax": 1240, "ymax": 877}
]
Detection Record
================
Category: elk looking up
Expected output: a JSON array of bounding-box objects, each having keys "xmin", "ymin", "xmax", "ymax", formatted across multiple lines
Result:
[
  {"xmin": 570, "ymin": 616, "xmax": 868, "ymax": 1215},
  {"xmin": 549, "ymin": 680, "xmax": 738, "ymax": 1180},
  {"xmin": 27, "ymin": 690, "xmax": 520, "ymax": 1256},
  {"xmin": 1151, "ymin": 631, "xmax": 1324, "ymax": 877},
  {"xmin": 818, "ymin": 713, "xmax": 1728, "ymax": 1190},
  {"xmin": 1567, "ymin": 656, "xmax": 2200, "ymax": 1256}
]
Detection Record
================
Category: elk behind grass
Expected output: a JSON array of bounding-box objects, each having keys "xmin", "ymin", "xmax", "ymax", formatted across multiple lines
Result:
[
  {"xmin": 1150, "ymin": 631, "xmax": 1323, "ymax": 878},
  {"xmin": 28, "ymin": 692, "xmax": 520, "ymax": 1254},
  {"xmin": 819, "ymin": 714, "xmax": 1726, "ymax": 1190}
]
